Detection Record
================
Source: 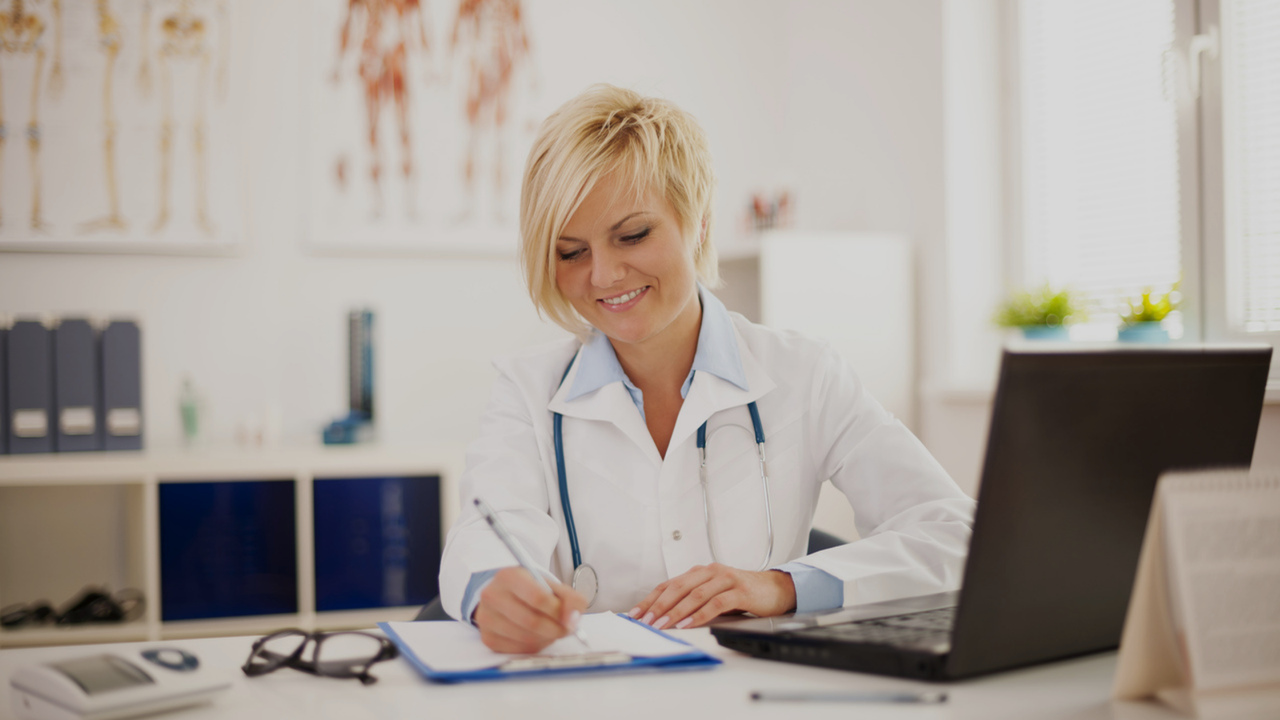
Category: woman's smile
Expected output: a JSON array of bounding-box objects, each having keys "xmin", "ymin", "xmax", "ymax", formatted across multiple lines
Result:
[{"xmin": 599, "ymin": 286, "xmax": 649, "ymax": 310}]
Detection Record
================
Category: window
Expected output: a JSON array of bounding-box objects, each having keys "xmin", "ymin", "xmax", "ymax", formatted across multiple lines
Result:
[
  {"xmin": 1017, "ymin": 0, "xmax": 1184, "ymax": 327},
  {"xmin": 1211, "ymin": 0, "xmax": 1280, "ymax": 338},
  {"xmin": 1013, "ymin": 0, "xmax": 1280, "ymax": 374}
]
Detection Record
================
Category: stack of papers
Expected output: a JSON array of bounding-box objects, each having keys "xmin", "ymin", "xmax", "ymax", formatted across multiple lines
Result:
[{"xmin": 379, "ymin": 613, "xmax": 721, "ymax": 682}]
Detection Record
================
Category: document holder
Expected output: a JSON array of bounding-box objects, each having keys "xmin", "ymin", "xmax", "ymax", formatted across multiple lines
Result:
[
  {"xmin": 6, "ymin": 319, "xmax": 54, "ymax": 454},
  {"xmin": 0, "ymin": 325, "xmax": 6, "ymax": 454},
  {"xmin": 54, "ymin": 318, "xmax": 102, "ymax": 452},
  {"xmin": 102, "ymin": 320, "xmax": 143, "ymax": 451}
]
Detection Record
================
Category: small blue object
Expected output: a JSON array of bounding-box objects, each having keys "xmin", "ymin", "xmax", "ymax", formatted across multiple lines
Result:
[
  {"xmin": 141, "ymin": 649, "xmax": 200, "ymax": 672},
  {"xmin": 1117, "ymin": 321, "xmax": 1169, "ymax": 342},
  {"xmin": 322, "ymin": 410, "xmax": 370, "ymax": 445}
]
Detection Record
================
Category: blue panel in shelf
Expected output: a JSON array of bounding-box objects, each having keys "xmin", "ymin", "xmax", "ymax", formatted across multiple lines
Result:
[
  {"xmin": 313, "ymin": 475, "xmax": 440, "ymax": 612},
  {"xmin": 159, "ymin": 480, "xmax": 298, "ymax": 621}
]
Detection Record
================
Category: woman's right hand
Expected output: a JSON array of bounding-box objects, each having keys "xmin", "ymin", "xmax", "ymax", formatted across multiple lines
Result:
[{"xmin": 472, "ymin": 566, "xmax": 588, "ymax": 653}]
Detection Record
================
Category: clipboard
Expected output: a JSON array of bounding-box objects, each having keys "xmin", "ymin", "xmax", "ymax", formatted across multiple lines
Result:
[{"xmin": 378, "ymin": 614, "xmax": 722, "ymax": 683}]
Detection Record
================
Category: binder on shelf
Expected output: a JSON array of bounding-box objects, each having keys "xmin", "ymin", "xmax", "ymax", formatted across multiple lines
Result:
[
  {"xmin": 0, "ymin": 324, "xmax": 7, "ymax": 455},
  {"xmin": 101, "ymin": 320, "xmax": 143, "ymax": 451},
  {"xmin": 159, "ymin": 480, "xmax": 299, "ymax": 621},
  {"xmin": 6, "ymin": 319, "xmax": 54, "ymax": 454},
  {"xmin": 313, "ymin": 475, "xmax": 441, "ymax": 612},
  {"xmin": 53, "ymin": 318, "xmax": 102, "ymax": 452}
]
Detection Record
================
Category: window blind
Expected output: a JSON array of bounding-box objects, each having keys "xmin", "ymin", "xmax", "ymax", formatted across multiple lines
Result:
[
  {"xmin": 1224, "ymin": 0, "xmax": 1280, "ymax": 332},
  {"xmin": 1018, "ymin": 0, "xmax": 1182, "ymax": 319}
]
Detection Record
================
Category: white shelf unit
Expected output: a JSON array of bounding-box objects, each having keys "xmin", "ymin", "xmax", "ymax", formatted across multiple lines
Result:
[{"xmin": 0, "ymin": 446, "xmax": 459, "ymax": 648}]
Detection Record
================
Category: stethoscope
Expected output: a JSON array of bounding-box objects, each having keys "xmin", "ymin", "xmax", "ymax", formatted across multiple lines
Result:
[{"xmin": 553, "ymin": 355, "xmax": 776, "ymax": 608}]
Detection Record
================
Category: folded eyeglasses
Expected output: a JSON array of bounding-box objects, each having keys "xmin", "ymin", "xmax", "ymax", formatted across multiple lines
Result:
[{"xmin": 242, "ymin": 629, "xmax": 399, "ymax": 686}]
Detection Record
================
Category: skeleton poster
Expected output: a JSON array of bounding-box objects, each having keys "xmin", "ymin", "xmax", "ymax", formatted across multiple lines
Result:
[
  {"xmin": 0, "ymin": 0, "xmax": 241, "ymax": 251},
  {"xmin": 307, "ymin": 0, "xmax": 536, "ymax": 254}
]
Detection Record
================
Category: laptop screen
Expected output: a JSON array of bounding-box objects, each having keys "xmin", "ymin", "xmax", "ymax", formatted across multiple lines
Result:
[{"xmin": 947, "ymin": 345, "xmax": 1271, "ymax": 677}]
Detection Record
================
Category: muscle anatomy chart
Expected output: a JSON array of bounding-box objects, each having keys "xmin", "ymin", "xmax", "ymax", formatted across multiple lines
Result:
[
  {"xmin": 332, "ymin": 0, "xmax": 432, "ymax": 221},
  {"xmin": 307, "ymin": 0, "xmax": 537, "ymax": 253},
  {"xmin": 448, "ymin": 0, "xmax": 529, "ymax": 224},
  {"xmin": 0, "ymin": 0, "xmax": 241, "ymax": 251}
]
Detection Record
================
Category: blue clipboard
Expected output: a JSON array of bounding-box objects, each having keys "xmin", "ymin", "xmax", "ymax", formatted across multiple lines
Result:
[{"xmin": 378, "ymin": 614, "xmax": 722, "ymax": 683}]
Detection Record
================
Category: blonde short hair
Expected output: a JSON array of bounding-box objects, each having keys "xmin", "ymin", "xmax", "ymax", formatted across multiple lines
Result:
[{"xmin": 519, "ymin": 84, "xmax": 718, "ymax": 336}]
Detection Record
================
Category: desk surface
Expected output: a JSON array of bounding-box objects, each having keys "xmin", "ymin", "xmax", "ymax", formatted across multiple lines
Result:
[{"xmin": 0, "ymin": 628, "xmax": 1184, "ymax": 720}]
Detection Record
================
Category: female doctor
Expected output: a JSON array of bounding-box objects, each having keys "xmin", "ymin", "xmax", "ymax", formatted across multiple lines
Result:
[{"xmin": 438, "ymin": 85, "xmax": 976, "ymax": 654}]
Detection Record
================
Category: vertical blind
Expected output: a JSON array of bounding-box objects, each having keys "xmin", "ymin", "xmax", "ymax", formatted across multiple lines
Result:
[
  {"xmin": 1018, "ymin": 0, "xmax": 1181, "ymax": 319},
  {"xmin": 1224, "ymin": 0, "xmax": 1280, "ymax": 332}
]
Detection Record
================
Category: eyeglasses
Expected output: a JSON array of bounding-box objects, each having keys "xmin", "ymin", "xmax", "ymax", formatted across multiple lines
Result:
[{"xmin": 241, "ymin": 629, "xmax": 399, "ymax": 685}]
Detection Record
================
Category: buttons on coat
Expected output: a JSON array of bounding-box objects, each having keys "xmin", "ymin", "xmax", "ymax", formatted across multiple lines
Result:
[{"xmin": 672, "ymin": 530, "xmax": 682, "ymax": 541}]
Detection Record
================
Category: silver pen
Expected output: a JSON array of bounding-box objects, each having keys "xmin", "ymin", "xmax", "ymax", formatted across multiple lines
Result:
[
  {"xmin": 750, "ymin": 690, "xmax": 948, "ymax": 704},
  {"xmin": 473, "ymin": 497, "xmax": 590, "ymax": 649}
]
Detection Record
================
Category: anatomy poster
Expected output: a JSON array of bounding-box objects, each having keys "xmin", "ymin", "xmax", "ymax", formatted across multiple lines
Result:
[
  {"xmin": 306, "ymin": 0, "xmax": 537, "ymax": 254},
  {"xmin": 0, "ymin": 0, "xmax": 242, "ymax": 251}
]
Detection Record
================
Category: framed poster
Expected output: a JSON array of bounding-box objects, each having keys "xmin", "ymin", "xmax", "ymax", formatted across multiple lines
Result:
[
  {"xmin": 0, "ymin": 0, "xmax": 245, "ymax": 255},
  {"xmin": 304, "ymin": 0, "xmax": 538, "ymax": 257}
]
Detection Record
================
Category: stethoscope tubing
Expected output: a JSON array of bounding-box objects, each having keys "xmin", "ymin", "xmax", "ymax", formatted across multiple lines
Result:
[{"xmin": 553, "ymin": 354, "xmax": 775, "ymax": 593}]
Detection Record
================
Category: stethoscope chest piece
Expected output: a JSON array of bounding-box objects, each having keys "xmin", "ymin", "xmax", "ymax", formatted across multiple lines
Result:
[{"xmin": 572, "ymin": 563, "xmax": 599, "ymax": 609}]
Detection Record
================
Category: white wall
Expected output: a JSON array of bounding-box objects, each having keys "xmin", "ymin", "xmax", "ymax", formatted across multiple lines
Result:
[
  {"xmin": 0, "ymin": 0, "xmax": 794, "ymax": 456},
  {"xmin": 7, "ymin": 0, "xmax": 1267, "ymax": 503}
]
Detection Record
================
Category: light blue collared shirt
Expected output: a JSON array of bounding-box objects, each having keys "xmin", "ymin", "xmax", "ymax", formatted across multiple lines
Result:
[{"xmin": 458, "ymin": 287, "xmax": 842, "ymax": 622}]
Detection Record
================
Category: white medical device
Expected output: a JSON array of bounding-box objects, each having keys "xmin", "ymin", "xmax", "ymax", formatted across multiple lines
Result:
[{"xmin": 9, "ymin": 648, "xmax": 231, "ymax": 720}]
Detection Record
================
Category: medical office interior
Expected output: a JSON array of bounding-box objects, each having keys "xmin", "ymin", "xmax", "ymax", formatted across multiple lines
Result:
[{"xmin": 0, "ymin": 0, "xmax": 1278, "ymax": 684}]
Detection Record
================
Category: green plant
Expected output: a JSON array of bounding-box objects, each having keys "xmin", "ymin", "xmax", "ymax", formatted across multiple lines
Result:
[
  {"xmin": 994, "ymin": 285, "xmax": 1082, "ymax": 328},
  {"xmin": 1121, "ymin": 286, "xmax": 1180, "ymax": 325}
]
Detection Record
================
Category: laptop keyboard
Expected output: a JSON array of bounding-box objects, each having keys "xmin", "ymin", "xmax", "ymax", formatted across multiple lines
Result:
[{"xmin": 802, "ymin": 607, "xmax": 955, "ymax": 647}]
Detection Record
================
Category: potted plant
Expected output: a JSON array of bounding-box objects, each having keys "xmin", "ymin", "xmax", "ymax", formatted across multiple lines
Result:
[
  {"xmin": 1118, "ymin": 286, "xmax": 1179, "ymax": 342},
  {"xmin": 994, "ymin": 285, "xmax": 1083, "ymax": 340}
]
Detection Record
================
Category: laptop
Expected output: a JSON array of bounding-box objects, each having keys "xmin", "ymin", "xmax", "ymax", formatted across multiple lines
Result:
[{"xmin": 711, "ymin": 345, "xmax": 1272, "ymax": 681}]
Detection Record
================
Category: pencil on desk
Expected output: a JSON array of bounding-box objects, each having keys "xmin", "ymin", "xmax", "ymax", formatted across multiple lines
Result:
[{"xmin": 750, "ymin": 690, "xmax": 948, "ymax": 704}]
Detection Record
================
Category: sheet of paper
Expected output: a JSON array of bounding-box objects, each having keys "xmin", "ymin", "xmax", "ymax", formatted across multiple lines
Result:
[
  {"xmin": 385, "ymin": 612, "xmax": 693, "ymax": 673},
  {"xmin": 1162, "ymin": 473, "xmax": 1280, "ymax": 692}
]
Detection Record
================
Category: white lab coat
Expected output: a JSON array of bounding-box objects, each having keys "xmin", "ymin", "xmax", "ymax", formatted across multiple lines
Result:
[{"xmin": 438, "ymin": 314, "xmax": 976, "ymax": 620}]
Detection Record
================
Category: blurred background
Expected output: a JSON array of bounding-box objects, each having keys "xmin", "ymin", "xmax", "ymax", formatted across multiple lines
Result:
[{"xmin": 1, "ymin": 0, "xmax": 1278, "ymax": 639}]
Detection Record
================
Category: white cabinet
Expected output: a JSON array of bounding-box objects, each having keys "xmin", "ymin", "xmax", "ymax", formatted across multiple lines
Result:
[{"xmin": 0, "ymin": 446, "xmax": 458, "ymax": 648}]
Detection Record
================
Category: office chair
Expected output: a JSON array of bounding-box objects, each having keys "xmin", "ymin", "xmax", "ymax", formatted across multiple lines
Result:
[{"xmin": 413, "ymin": 527, "xmax": 849, "ymax": 621}]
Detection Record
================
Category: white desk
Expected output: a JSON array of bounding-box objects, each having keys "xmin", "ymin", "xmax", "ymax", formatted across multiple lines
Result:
[{"xmin": 0, "ymin": 629, "xmax": 1184, "ymax": 720}]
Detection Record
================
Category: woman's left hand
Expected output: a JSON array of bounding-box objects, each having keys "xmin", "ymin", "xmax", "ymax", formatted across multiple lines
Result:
[{"xmin": 628, "ymin": 564, "xmax": 796, "ymax": 630}]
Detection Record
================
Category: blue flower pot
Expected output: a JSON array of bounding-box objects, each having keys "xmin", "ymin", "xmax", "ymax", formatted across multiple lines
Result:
[
  {"xmin": 1117, "ymin": 322, "xmax": 1169, "ymax": 343},
  {"xmin": 1020, "ymin": 326, "xmax": 1069, "ymax": 341}
]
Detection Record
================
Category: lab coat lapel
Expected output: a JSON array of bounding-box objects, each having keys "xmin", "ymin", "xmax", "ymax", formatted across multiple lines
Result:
[
  {"xmin": 668, "ymin": 330, "xmax": 777, "ymax": 453},
  {"xmin": 547, "ymin": 362, "xmax": 661, "ymax": 465}
]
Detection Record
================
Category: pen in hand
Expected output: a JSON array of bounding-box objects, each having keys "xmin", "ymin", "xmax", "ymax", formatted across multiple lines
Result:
[{"xmin": 473, "ymin": 497, "xmax": 591, "ymax": 649}]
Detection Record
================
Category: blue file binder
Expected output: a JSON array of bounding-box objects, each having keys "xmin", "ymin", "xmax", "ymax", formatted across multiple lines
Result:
[
  {"xmin": 54, "ymin": 319, "xmax": 102, "ymax": 452},
  {"xmin": 313, "ymin": 475, "xmax": 441, "ymax": 612},
  {"xmin": 159, "ymin": 480, "xmax": 298, "ymax": 621},
  {"xmin": 0, "ymin": 325, "xmax": 7, "ymax": 454},
  {"xmin": 101, "ymin": 320, "xmax": 143, "ymax": 451},
  {"xmin": 6, "ymin": 320, "xmax": 54, "ymax": 454}
]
